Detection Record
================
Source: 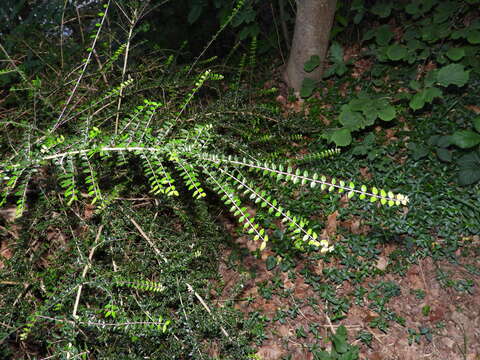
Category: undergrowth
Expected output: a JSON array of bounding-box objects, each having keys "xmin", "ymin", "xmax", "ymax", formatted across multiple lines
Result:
[{"xmin": 1, "ymin": 0, "xmax": 478, "ymax": 359}]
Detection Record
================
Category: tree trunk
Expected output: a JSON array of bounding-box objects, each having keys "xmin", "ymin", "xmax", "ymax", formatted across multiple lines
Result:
[{"xmin": 284, "ymin": 0, "xmax": 337, "ymax": 93}]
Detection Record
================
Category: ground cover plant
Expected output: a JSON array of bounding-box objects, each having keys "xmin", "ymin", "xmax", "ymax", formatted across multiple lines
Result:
[{"xmin": 1, "ymin": 0, "xmax": 479, "ymax": 359}]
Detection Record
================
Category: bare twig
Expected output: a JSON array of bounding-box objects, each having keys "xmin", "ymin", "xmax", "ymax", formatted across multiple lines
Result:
[
  {"xmin": 72, "ymin": 225, "xmax": 104, "ymax": 318},
  {"xmin": 186, "ymin": 282, "xmax": 231, "ymax": 340},
  {"xmin": 127, "ymin": 214, "xmax": 168, "ymax": 263}
]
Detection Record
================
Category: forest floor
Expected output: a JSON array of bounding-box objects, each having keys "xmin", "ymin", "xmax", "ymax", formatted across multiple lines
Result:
[{"xmin": 214, "ymin": 227, "xmax": 480, "ymax": 360}]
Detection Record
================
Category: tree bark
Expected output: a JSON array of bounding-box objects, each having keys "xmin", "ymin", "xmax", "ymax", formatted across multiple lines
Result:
[{"xmin": 284, "ymin": 0, "xmax": 337, "ymax": 92}]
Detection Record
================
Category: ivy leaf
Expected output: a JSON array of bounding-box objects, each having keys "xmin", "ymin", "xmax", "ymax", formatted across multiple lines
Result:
[
  {"xmin": 386, "ymin": 44, "xmax": 408, "ymax": 61},
  {"xmin": 436, "ymin": 64, "xmax": 470, "ymax": 87},
  {"xmin": 452, "ymin": 130, "xmax": 480, "ymax": 149},
  {"xmin": 300, "ymin": 77, "xmax": 317, "ymax": 98},
  {"xmin": 331, "ymin": 128, "xmax": 352, "ymax": 147},
  {"xmin": 304, "ymin": 55, "xmax": 321, "ymax": 73},
  {"xmin": 446, "ymin": 47, "xmax": 466, "ymax": 61}
]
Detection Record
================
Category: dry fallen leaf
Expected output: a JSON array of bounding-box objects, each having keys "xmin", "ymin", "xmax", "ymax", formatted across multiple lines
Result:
[
  {"xmin": 0, "ymin": 240, "xmax": 13, "ymax": 269},
  {"xmin": 256, "ymin": 343, "xmax": 285, "ymax": 360},
  {"xmin": 325, "ymin": 210, "xmax": 339, "ymax": 236},
  {"xmin": 375, "ymin": 256, "xmax": 388, "ymax": 271},
  {"xmin": 466, "ymin": 105, "xmax": 480, "ymax": 114}
]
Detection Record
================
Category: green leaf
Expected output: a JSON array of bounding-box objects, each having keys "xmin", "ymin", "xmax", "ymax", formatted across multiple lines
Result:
[
  {"xmin": 467, "ymin": 30, "xmax": 480, "ymax": 44},
  {"xmin": 377, "ymin": 105, "xmax": 396, "ymax": 121},
  {"xmin": 436, "ymin": 148, "xmax": 452, "ymax": 162},
  {"xmin": 187, "ymin": 4, "xmax": 203, "ymax": 24},
  {"xmin": 423, "ymin": 87, "xmax": 442, "ymax": 102},
  {"xmin": 331, "ymin": 128, "xmax": 352, "ymax": 147},
  {"xmin": 458, "ymin": 168, "xmax": 480, "ymax": 185},
  {"xmin": 473, "ymin": 116, "xmax": 480, "ymax": 133},
  {"xmin": 329, "ymin": 42, "xmax": 344, "ymax": 63},
  {"xmin": 375, "ymin": 25, "xmax": 393, "ymax": 46},
  {"xmin": 386, "ymin": 44, "xmax": 408, "ymax": 61},
  {"xmin": 410, "ymin": 87, "xmax": 442, "ymax": 110},
  {"xmin": 304, "ymin": 55, "xmax": 321, "ymax": 72},
  {"xmin": 437, "ymin": 135, "xmax": 453, "ymax": 148},
  {"xmin": 457, "ymin": 152, "xmax": 480, "ymax": 185},
  {"xmin": 370, "ymin": 2, "xmax": 392, "ymax": 17},
  {"xmin": 446, "ymin": 47, "xmax": 466, "ymax": 61},
  {"xmin": 452, "ymin": 130, "xmax": 480, "ymax": 149},
  {"xmin": 331, "ymin": 326, "xmax": 348, "ymax": 353},
  {"xmin": 266, "ymin": 255, "xmax": 277, "ymax": 271},
  {"xmin": 409, "ymin": 93, "xmax": 425, "ymax": 110},
  {"xmin": 436, "ymin": 64, "xmax": 469, "ymax": 87},
  {"xmin": 300, "ymin": 77, "xmax": 317, "ymax": 98},
  {"xmin": 408, "ymin": 142, "xmax": 429, "ymax": 160},
  {"xmin": 339, "ymin": 108, "xmax": 364, "ymax": 130}
]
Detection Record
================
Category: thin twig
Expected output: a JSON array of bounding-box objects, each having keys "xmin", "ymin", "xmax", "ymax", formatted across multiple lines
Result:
[
  {"xmin": 186, "ymin": 282, "xmax": 231, "ymax": 340},
  {"xmin": 72, "ymin": 225, "xmax": 104, "ymax": 318},
  {"xmin": 127, "ymin": 214, "xmax": 168, "ymax": 263}
]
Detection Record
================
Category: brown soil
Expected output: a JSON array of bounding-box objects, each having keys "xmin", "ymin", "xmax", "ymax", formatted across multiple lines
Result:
[{"xmin": 215, "ymin": 232, "xmax": 480, "ymax": 360}]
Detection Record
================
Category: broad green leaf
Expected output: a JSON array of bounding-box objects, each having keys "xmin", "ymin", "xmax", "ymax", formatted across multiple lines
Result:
[
  {"xmin": 409, "ymin": 79, "xmax": 421, "ymax": 91},
  {"xmin": 458, "ymin": 168, "xmax": 480, "ymax": 185},
  {"xmin": 437, "ymin": 135, "xmax": 453, "ymax": 148},
  {"xmin": 473, "ymin": 116, "xmax": 480, "ymax": 133},
  {"xmin": 331, "ymin": 326, "xmax": 348, "ymax": 353},
  {"xmin": 423, "ymin": 87, "xmax": 442, "ymax": 102},
  {"xmin": 386, "ymin": 44, "xmax": 408, "ymax": 61},
  {"xmin": 457, "ymin": 152, "xmax": 480, "ymax": 185},
  {"xmin": 304, "ymin": 55, "xmax": 321, "ymax": 72},
  {"xmin": 405, "ymin": 3, "xmax": 419, "ymax": 15},
  {"xmin": 300, "ymin": 77, "xmax": 317, "ymax": 98},
  {"xmin": 433, "ymin": 1, "xmax": 457, "ymax": 23},
  {"xmin": 331, "ymin": 128, "xmax": 352, "ymax": 147},
  {"xmin": 409, "ymin": 92, "xmax": 425, "ymax": 110},
  {"xmin": 266, "ymin": 255, "xmax": 277, "ymax": 271},
  {"xmin": 375, "ymin": 25, "xmax": 393, "ymax": 46},
  {"xmin": 446, "ymin": 47, "xmax": 466, "ymax": 61},
  {"xmin": 339, "ymin": 108, "xmax": 364, "ymax": 130},
  {"xmin": 329, "ymin": 42, "xmax": 344, "ymax": 63},
  {"xmin": 467, "ymin": 30, "xmax": 480, "ymax": 44},
  {"xmin": 436, "ymin": 148, "xmax": 452, "ymax": 162},
  {"xmin": 377, "ymin": 105, "xmax": 396, "ymax": 121},
  {"xmin": 370, "ymin": 2, "xmax": 392, "ymax": 17},
  {"xmin": 436, "ymin": 64, "xmax": 469, "ymax": 87},
  {"xmin": 408, "ymin": 142, "xmax": 429, "ymax": 160},
  {"xmin": 410, "ymin": 87, "xmax": 442, "ymax": 110},
  {"xmin": 187, "ymin": 4, "xmax": 203, "ymax": 24},
  {"xmin": 452, "ymin": 130, "xmax": 480, "ymax": 149}
]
